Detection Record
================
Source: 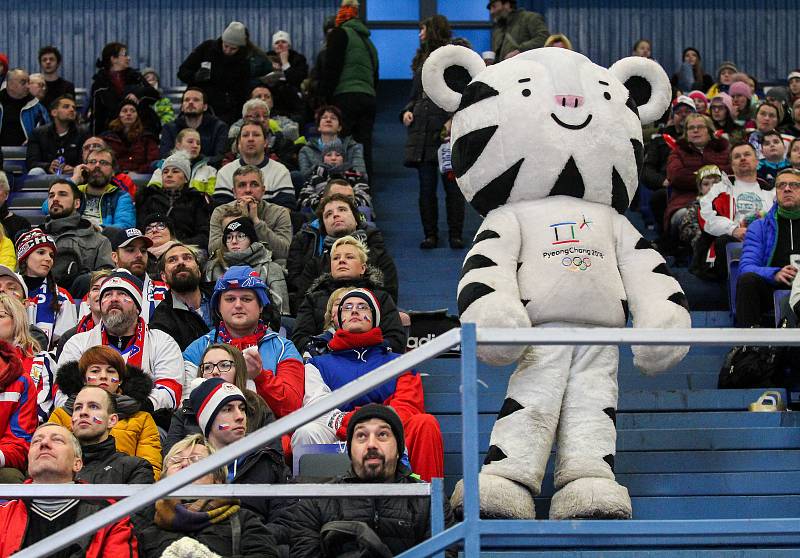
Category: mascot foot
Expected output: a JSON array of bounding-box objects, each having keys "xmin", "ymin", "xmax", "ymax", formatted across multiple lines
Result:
[
  {"xmin": 549, "ymin": 477, "xmax": 632, "ymax": 519},
  {"xmin": 451, "ymin": 473, "xmax": 536, "ymax": 519}
]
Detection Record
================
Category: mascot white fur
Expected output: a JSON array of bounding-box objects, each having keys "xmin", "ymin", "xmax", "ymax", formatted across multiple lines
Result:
[{"xmin": 422, "ymin": 46, "xmax": 692, "ymax": 520}]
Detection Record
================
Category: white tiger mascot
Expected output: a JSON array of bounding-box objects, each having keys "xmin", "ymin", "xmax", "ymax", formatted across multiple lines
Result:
[{"xmin": 422, "ymin": 46, "xmax": 691, "ymax": 520}]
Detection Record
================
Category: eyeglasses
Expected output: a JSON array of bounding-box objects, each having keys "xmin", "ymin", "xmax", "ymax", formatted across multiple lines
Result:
[
  {"xmin": 777, "ymin": 181, "xmax": 800, "ymax": 190},
  {"xmin": 686, "ymin": 124, "xmax": 707, "ymax": 132},
  {"xmin": 341, "ymin": 302, "xmax": 370, "ymax": 313},
  {"xmin": 200, "ymin": 360, "xmax": 235, "ymax": 377},
  {"xmin": 86, "ymin": 159, "xmax": 112, "ymax": 167},
  {"xmin": 167, "ymin": 454, "xmax": 204, "ymax": 467},
  {"xmin": 145, "ymin": 222, "xmax": 167, "ymax": 233},
  {"xmin": 226, "ymin": 232, "xmax": 249, "ymax": 242}
]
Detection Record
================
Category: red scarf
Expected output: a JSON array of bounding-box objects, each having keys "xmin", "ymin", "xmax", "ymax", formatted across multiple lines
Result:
[
  {"xmin": 328, "ymin": 327, "xmax": 383, "ymax": 352},
  {"xmin": 76, "ymin": 313, "xmax": 96, "ymax": 333},
  {"xmin": 102, "ymin": 318, "xmax": 146, "ymax": 370},
  {"xmin": 335, "ymin": 5, "xmax": 359, "ymax": 26},
  {"xmin": 0, "ymin": 341, "xmax": 25, "ymax": 390},
  {"xmin": 216, "ymin": 321, "xmax": 269, "ymax": 352}
]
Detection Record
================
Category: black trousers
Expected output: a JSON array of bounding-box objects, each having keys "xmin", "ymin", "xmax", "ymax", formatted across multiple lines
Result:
[
  {"xmin": 333, "ymin": 92, "xmax": 376, "ymax": 179},
  {"xmin": 418, "ymin": 162, "xmax": 465, "ymax": 239},
  {"xmin": 735, "ymin": 272, "xmax": 779, "ymax": 327}
]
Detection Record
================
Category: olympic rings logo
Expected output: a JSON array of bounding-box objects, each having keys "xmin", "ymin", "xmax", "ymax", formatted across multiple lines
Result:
[{"xmin": 561, "ymin": 256, "xmax": 592, "ymax": 271}]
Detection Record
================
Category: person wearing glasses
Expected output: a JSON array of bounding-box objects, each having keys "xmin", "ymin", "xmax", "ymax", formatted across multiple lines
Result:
[
  {"xmin": 295, "ymin": 288, "xmax": 444, "ymax": 482},
  {"xmin": 736, "ymin": 168, "xmax": 800, "ymax": 327}
]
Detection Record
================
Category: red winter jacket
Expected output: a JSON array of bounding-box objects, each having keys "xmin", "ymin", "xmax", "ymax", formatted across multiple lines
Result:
[
  {"xmin": 0, "ymin": 486, "xmax": 139, "ymax": 557},
  {"xmin": 0, "ymin": 341, "xmax": 37, "ymax": 470},
  {"xmin": 101, "ymin": 130, "xmax": 159, "ymax": 174}
]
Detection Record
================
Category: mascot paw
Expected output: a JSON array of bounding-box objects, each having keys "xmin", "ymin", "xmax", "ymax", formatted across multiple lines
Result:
[
  {"xmin": 633, "ymin": 344, "xmax": 690, "ymax": 376},
  {"xmin": 477, "ymin": 344, "xmax": 527, "ymax": 367},
  {"xmin": 451, "ymin": 473, "xmax": 536, "ymax": 519},
  {"xmin": 549, "ymin": 477, "xmax": 632, "ymax": 519}
]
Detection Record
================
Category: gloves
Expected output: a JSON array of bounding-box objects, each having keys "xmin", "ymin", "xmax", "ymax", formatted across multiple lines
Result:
[
  {"xmin": 194, "ymin": 67, "xmax": 211, "ymax": 83},
  {"xmin": 327, "ymin": 410, "xmax": 345, "ymax": 432}
]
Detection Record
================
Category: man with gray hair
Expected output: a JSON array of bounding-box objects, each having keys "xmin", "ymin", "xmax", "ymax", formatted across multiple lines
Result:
[
  {"xmin": 0, "ymin": 422, "xmax": 139, "ymax": 556},
  {"xmin": 0, "ymin": 170, "xmax": 31, "ymax": 241},
  {"xmin": 0, "ymin": 68, "xmax": 50, "ymax": 146}
]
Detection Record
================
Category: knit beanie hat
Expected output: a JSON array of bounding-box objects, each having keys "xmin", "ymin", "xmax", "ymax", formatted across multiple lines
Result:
[
  {"xmin": 346, "ymin": 404, "xmax": 404, "ymax": 459},
  {"xmin": 716, "ymin": 61, "xmax": 738, "ymax": 78},
  {"xmin": 15, "ymin": 228, "xmax": 56, "ymax": 265},
  {"xmin": 189, "ymin": 378, "xmax": 246, "ymax": 437},
  {"xmin": 322, "ymin": 138, "xmax": 344, "ymax": 157},
  {"xmin": 142, "ymin": 212, "xmax": 176, "ymax": 237},
  {"xmin": 141, "ymin": 67, "xmax": 159, "ymax": 81},
  {"xmin": 116, "ymin": 98, "xmax": 139, "ymax": 117},
  {"xmin": 710, "ymin": 92, "xmax": 735, "ymax": 116},
  {"xmin": 687, "ymin": 90, "xmax": 709, "ymax": 106},
  {"xmin": 223, "ymin": 217, "xmax": 258, "ymax": 246},
  {"xmin": 337, "ymin": 288, "xmax": 381, "ymax": 328},
  {"xmin": 162, "ymin": 152, "xmax": 191, "ymax": 180},
  {"xmin": 695, "ymin": 164, "xmax": 722, "ymax": 187},
  {"xmin": 272, "ymin": 30, "xmax": 291, "ymax": 47},
  {"xmin": 100, "ymin": 269, "xmax": 144, "ymax": 311},
  {"xmin": 728, "ymin": 81, "xmax": 751, "ymax": 98},
  {"xmin": 222, "ymin": 21, "xmax": 247, "ymax": 47},
  {"xmin": 210, "ymin": 265, "xmax": 270, "ymax": 314}
]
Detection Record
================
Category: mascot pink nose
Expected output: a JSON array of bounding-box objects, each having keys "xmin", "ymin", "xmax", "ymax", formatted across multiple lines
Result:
[{"xmin": 555, "ymin": 95, "xmax": 584, "ymax": 108}]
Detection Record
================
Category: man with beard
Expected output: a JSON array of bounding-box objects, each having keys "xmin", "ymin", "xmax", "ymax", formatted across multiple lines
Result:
[
  {"xmin": 42, "ymin": 179, "xmax": 114, "ymax": 297},
  {"xmin": 288, "ymin": 404, "xmax": 455, "ymax": 558},
  {"xmin": 70, "ymin": 385, "xmax": 154, "ymax": 484},
  {"xmin": 59, "ymin": 269, "xmax": 185, "ymax": 415},
  {"xmin": 159, "ymin": 87, "xmax": 228, "ymax": 167},
  {"xmin": 72, "ymin": 148, "xmax": 135, "ymax": 230},
  {"xmin": 150, "ymin": 243, "xmax": 215, "ymax": 350},
  {"xmin": 25, "ymin": 94, "xmax": 87, "ymax": 175},
  {"xmin": 110, "ymin": 228, "xmax": 167, "ymax": 323},
  {"xmin": 488, "ymin": 0, "xmax": 548, "ymax": 61}
]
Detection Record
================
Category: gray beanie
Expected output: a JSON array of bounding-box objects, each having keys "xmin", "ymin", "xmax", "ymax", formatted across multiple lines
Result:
[
  {"xmin": 162, "ymin": 152, "xmax": 191, "ymax": 180},
  {"xmin": 222, "ymin": 21, "xmax": 247, "ymax": 47}
]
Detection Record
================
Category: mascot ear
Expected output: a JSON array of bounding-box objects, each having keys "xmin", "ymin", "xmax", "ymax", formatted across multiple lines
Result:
[
  {"xmin": 422, "ymin": 45, "xmax": 487, "ymax": 112},
  {"xmin": 609, "ymin": 56, "xmax": 671, "ymax": 125}
]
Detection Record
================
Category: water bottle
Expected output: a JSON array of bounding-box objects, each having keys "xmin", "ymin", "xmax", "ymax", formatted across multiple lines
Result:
[{"xmin": 55, "ymin": 155, "xmax": 65, "ymax": 176}]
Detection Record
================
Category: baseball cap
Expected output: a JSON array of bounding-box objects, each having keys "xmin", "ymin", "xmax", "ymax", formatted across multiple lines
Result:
[{"xmin": 111, "ymin": 227, "xmax": 154, "ymax": 250}]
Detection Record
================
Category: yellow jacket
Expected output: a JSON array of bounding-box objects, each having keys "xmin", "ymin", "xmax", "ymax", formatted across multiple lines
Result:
[{"xmin": 0, "ymin": 236, "xmax": 16, "ymax": 269}]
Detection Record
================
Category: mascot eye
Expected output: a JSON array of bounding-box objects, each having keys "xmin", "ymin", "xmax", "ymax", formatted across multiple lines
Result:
[
  {"xmin": 522, "ymin": 89, "xmax": 531, "ymax": 97},
  {"xmin": 604, "ymin": 92, "xmax": 612, "ymax": 100}
]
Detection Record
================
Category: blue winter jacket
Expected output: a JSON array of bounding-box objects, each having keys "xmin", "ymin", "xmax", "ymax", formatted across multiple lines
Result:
[
  {"xmin": 740, "ymin": 203, "xmax": 784, "ymax": 284},
  {"xmin": 0, "ymin": 97, "xmax": 50, "ymax": 143},
  {"xmin": 41, "ymin": 181, "xmax": 136, "ymax": 229},
  {"xmin": 184, "ymin": 327, "xmax": 302, "ymax": 372}
]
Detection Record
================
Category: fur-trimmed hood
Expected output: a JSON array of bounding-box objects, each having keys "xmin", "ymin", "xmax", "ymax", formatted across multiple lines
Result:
[
  {"xmin": 308, "ymin": 264, "xmax": 385, "ymax": 295},
  {"xmin": 56, "ymin": 360, "xmax": 153, "ymax": 404}
]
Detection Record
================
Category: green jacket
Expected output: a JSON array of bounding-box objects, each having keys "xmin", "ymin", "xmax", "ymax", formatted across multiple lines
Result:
[
  {"xmin": 492, "ymin": 9, "xmax": 549, "ymax": 61},
  {"xmin": 332, "ymin": 18, "xmax": 378, "ymax": 97}
]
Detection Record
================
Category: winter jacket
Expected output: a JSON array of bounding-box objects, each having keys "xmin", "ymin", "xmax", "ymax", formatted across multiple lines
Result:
[
  {"xmin": 402, "ymin": 70, "xmax": 450, "ymax": 167},
  {"xmin": 0, "ymin": 203, "xmax": 31, "ymax": 245},
  {"xmin": 0, "ymin": 95, "xmax": 50, "ymax": 144},
  {"xmin": 43, "ymin": 212, "xmax": 115, "ymax": 285},
  {"xmin": 183, "ymin": 328, "xmax": 304, "ymax": 419},
  {"xmin": 59, "ymin": 322, "xmax": 185, "ymax": 412},
  {"xmin": 149, "ymin": 155, "xmax": 217, "ymax": 196},
  {"xmin": 75, "ymin": 436, "xmax": 155, "ymax": 485},
  {"xmin": 738, "ymin": 203, "xmax": 794, "ymax": 284},
  {"xmin": 52, "ymin": 183, "xmax": 136, "ymax": 229},
  {"xmin": 228, "ymin": 446, "xmax": 291, "ymax": 522},
  {"xmin": 491, "ymin": 8, "xmax": 549, "ymax": 60},
  {"xmin": 90, "ymin": 67, "xmax": 160, "ymax": 135},
  {"xmin": 665, "ymin": 136, "xmax": 732, "ymax": 228},
  {"xmin": 135, "ymin": 183, "xmax": 212, "ymax": 248},
  {"xmin": 288, "ymin": 465, "xmax": 455, "ymax": 558},
  {"xmin": 641, "ymin": 125, "xmax": 680, "ymax": 191},
  {"xmin": 324, "ymin": 18, "xmax": 379, "ymax": 99},
  {"xmin": 264, "ymin": 49, "xmax": 310, "ymax": 90},
  {"xmin": 136, "ymin": 504, "xmax": 277, "ymax": 558},
  {"xmin": 49, "ymin": 360, "xmax": 163, "ymax": 479},
  {"xmin": 100, "ymin": 129, "xmax": 160, "ymax": 173},
  {"xmin": 25, "ymin": 121, "xmax": 89, "ymax": 171},
  {"xmin": 204, "ymin": 243, "xmax": 290, "ymax": 315},
  {"xmin": 177, "ymin": 38, "xmax": 250, "ymax": 125},
  {"xmin": 0, "ymin": 237, "xmax": 13, "ymax": 269},
  {"xmin": 0, "ymin": 490, "xmax": 139, "ymax": 558},
  {"xmin": 297, "ymin": 166, "xmax": 372, "ymax": 214},
  {"xmin": 159, "ymin": 113, "xmax": 229, "ymax": 167},
  {"xmin": 150, "ymin": 287, "xmax": 214, "ymax": 351},
  {"xmin": 208, "ymin": 199, "xmax": 292, "ymax": 265},
  {"xmin": 298, "ymin": 136, "xmax": 366, "ymax": 181},
  {"xmin": 291, "ymin": 269, "xmax": 406, "ymax": 355},
  {"xmin": 214, "ymin": 156, "xmax": 296, "ymax": 209},
  {"xmin": 287, "ymin": 220, "xmax": 399, "ymax": 312},
  {"xmin": 0, "ymin": 348, "xmax": 37, "ymax": 470},
  {"xmin": 757, "ymin": 158, "xmax": 791, "ymax": 187}
]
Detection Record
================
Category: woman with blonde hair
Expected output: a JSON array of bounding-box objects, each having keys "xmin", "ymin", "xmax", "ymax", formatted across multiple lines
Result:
[{"xmin": 544, "ymin": 33, "xmax": 572, "ymax": 50}]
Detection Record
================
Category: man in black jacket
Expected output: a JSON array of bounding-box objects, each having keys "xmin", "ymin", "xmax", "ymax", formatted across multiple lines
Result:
[
  {"xmin": 289, "ymin": 404, "xmax": 454, "ymax": 557},
  {"xmin": 150, "ymin": 242, "xmax": 215, "ymax": 350},
  {"xmin": 70, "ymin": 385, "xmax": 155, "ymax": 484},
  {"xmin": 158, "ymin": 87, "xmax": 229, "ymax": 167},
  {"xmin": 25, "ymin": 95, "xmax": 88, "ymax": 175}
]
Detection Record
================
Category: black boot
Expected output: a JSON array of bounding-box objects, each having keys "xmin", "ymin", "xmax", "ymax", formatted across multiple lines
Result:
[{"xmin": 420, "ymin": 235, "xmax": 438, "ymax": 249}]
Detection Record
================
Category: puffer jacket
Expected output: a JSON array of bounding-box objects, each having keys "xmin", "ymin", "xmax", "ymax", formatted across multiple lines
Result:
[
  {"xmin": 402, "ymin": 70, "xmax": 450, "ymax": 167},
  {"xmin": 135, "ymin": 183, "xmax": 212, "ymax": 248},
  {"xmin": 50, "ymin": 360, "xmax": 163, "ymax": 479},
  {"xmin": 298, "ymin": 135, "xmax": 366, "ymax": 180},
  {"xmin": 287, "ymin": 465, "xmax": 455, "ymax": 558},
  {"xmin": 75, "ymin": 436, "xmax": 155, "ymax": 485},
  {"xmin": 43, "ymin": 212, "xmax": 115, "ymax": 285},
  {"xmin": 324, "ymin": 18, "xmax": 378, "ymax": 99},
  {"xmin": 149, "ymin": 156, "xmax": 217, "ymax": 196},
  {"xmin": 739, "ymin": 203, "xmax": 785, "ymax": 283}
]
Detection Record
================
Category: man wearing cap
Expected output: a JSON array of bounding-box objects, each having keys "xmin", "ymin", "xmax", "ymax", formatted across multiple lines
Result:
[
  {"xmin": 43, "ymin": 178, "xmax": 114, "ymax": 296},
  {"xmin": 266, "ymin": 31, "xmax": 309, "ymax": 90},
  {"xmin": 134, "ymin": 152, "xmax": 212, "ymax": 248},
  {"xmin": 190, "ymin": 378, "xmax": 288, "ymax": 521},
  {"xmin": 158, "ymin": 87, "xmax": 229, "ymax": 167},
  {"xmin": 183, "ymin": 265, "xmax": 304, "ymax": 419},
  {"xmin": 178, "ymin": 21, "xmax": 251, "ymax": 125},
  {"xmin": 150, "ymin": 243, "xmax": 215, "ymax": 350},
  {"xmin": 295, "ymin": 288, "xmax": 443, "ymax": 482},
  {"xmin": 288, "ymin": 403, "xmax": 454, "ymax": 558},
  {"xmin": 70, "ymin": 385, "xmax": 154, "ymax": 484},
  {"xmin": 59, "ymin": 269, "xmax": 185, "ymax": 414},
  {"xmin": 109, "ymin": 227, "xmax": 169, "ymax": 323},
  {"xmin": 488, "ymin": 0, "xmax": 548, "ymax": 61}
]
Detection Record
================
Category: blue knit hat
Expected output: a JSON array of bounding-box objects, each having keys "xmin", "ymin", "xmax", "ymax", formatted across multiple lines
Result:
[{"xmin": 210, "ymin": 265, "xmax": 270, "ymax": 314}]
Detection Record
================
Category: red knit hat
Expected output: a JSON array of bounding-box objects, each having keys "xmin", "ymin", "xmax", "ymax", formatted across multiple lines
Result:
[{"xmin": 15, "ymin": 228, "xmax": 57, "ymax": 265}]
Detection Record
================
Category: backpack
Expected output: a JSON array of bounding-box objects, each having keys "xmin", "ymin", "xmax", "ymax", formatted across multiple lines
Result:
[{"xmin": 718, "ymin": 344, "xmax": 782, "ymax": 389}]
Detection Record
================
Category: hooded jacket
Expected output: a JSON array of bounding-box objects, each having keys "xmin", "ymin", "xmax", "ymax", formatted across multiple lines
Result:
[
  {"xmin": 75, "ymin": 436, "xmax": 155, "ymax": 485},
  {"xmin": 49, "ymin": 361, "xmax": 163, "ymax": 479},
  {"xmin": 43, "ymin": 212, "xmax": 115, "ymax": 285},
  {"xmin": 135, "ymin": 183, "xmax": 212, "ymax": 248},
  {"xmin": 298, "ymin": 135, "xmax": 367, "ymax": 180}
]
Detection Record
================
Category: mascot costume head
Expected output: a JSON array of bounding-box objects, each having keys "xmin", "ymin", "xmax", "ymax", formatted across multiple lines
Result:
[{"xmin": 423, "ymin": 47, "xmax": 691, "ymax": 520}]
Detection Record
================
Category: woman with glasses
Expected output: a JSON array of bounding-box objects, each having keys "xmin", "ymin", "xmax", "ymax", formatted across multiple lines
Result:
[
  {"xmin": 164, "ymin": 343, "xmax": 276, "ymax": 455},
  {"xmin": 709, "ymin": 93, "xmax": 743, "ymax": 142},
  {"xmin": 49, "ymin": 344, "xmax": 163, "ymax": 478},
  {"xmin": 137, "ymin": 433, "xmax": 280, "ymax": 558}
]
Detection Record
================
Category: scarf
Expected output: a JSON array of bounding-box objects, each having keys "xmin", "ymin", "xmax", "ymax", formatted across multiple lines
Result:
[
  {"xmin": 323, "ymin": 228, "xmax": 368, "ymax": 252},
  {"xmin": 778, "ymin": 206, "xmax": 800, "ymax": 220},
  {"xmin": 149, "ymin": 240, "xmax": 178, "ymax": 260},
  {"xmin": 335, "ymin": 5, "xmax": 359, "ymax": 26},
  {"xmin": 217, "ymin": 321, "xmax": 269, "ymax": 352},
  {"xmin": 28, "ymin": 280, "xmax": 58, "ymax": 331},
  {"xmin": 0, "ymin": 340, "xmax": 24, "ymax": 390},
  {"xmin": 101, "ymin": 317, "xmax": 146, "ymax": 370},
  {"xmin": 328, "ymin": 327, "xmax": 383, "ymax": 352},
  {"xmin": 154, "ymin": 498, "xmax": 240, "ymax": 532},
  {"xmin": 76, "ymin": 313, "xmax": 96, "ymax": 334}
]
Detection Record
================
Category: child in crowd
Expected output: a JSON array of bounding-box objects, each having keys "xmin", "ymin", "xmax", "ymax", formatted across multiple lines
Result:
[
  {"xmin": 757, "ymin": 130, "xmax": 791, "ymax": 187},
  {"xmin": 297, "ymin": 139, "xmax": 371, "ymax": 216},
  {"xmin": 680, "ymin": 165, "xmax": 722, "ymax": 249}
]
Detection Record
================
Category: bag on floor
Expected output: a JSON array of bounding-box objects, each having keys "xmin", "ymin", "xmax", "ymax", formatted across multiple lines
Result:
[{"xmin": 718, "ymin": 344, "xmax": 781, "ymax": 389}]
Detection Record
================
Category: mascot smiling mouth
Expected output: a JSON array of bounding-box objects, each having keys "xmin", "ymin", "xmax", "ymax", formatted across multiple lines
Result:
[{"xmin": 550, "ymin": 113, "xmax": 593, "ymax": 130}]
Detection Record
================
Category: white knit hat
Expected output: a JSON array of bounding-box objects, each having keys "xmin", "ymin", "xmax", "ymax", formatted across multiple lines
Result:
[{"xmin": 272, "ymin": 30, "xmax": 291, "ymax": 47}]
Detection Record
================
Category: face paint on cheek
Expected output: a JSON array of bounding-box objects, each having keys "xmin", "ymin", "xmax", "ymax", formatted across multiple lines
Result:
[
  {"xmin": 86, "ymin": 375, "xmax": 97, "ymax": 383},
  {"xmin": 110, "ymin": 378, "xmax": 120, "ymax": 384},
  {"xmin": 92, "ymin": 416, "xmax": 104, "ymax": 424},
  {"xmin": 218, "ymin": 423, "xmax": 231, "ymax": 431}
]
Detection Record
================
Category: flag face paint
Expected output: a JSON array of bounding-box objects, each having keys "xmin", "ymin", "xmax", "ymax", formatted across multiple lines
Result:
[
  {"xmin": 92, "ymin": 416, "xmax": 104, "ymax": 424},
  {"xmin": 218, "ymin": 423, "xmax": 231, "ymax": 430}
]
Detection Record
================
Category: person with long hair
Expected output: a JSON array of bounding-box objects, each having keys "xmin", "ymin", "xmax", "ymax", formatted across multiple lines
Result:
[
  {"xmin": 101, "ymin": 99, "xmax": 159, "ymax": 173},
  {"xmin": 49, "ymin": 345, "xmax": 162, "ymax": 478},
  {"xmin": 671, "ymin": 47, "xmax": 713, "ymax": 93},
  {"xmin": 15, "ymin": 228, "xmax": 77, "ymax": 350},
  {"xmin": 402, "ymin": 14, "xmax": 466, "ymax": 249}
]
